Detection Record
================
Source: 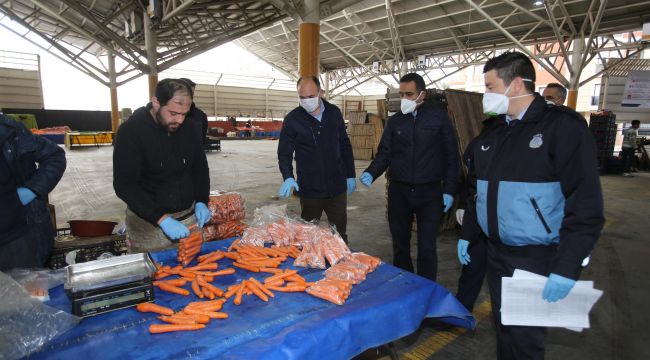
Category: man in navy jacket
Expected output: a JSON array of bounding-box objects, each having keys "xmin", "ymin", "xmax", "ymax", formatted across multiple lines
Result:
[
  {"xmin": 360, "ymin": 73, "xmax": 459, "ymax": 281},
  {"xmin": 460, "ymin": 52, "xmax": 604, "ymax": 360},
  {"xmin": 277, "ymin": 76, "xmax": 356, "ymax": 242},
  {"xmin": 0, "ymin": 114, "xmax": 66, "ymax": 270}
]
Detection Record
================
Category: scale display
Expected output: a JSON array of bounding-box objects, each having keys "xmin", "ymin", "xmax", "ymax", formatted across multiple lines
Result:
[{"xmin": 72, "ymin": 282, "xmax": 153, "ymax": 317}]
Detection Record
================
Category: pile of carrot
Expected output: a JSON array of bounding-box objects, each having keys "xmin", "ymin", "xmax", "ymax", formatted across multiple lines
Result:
[
  {"xmin": 306, "ymin": 278, "xmax": 353, "ymax": 306},
  {"xmin": 137, "ymin": 300, "xmax": 228, "ymax": 334},
  {"xmin": 177, "ymin": 230, "xmax": 203, "ymax": 266}
]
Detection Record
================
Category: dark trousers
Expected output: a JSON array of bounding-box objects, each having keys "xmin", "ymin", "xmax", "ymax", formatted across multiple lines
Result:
[
  {"xmin": 622, "ymin": 147, "xmax": 635, "ymax": 172},
  {"xmin": 0, "ymin": 233, "xmax": 40, "ymax": 271},
  {"xmin": 300, "ymin": 192, "xmax": 348, "ymax": 242},
  {"xmin": 456, "ymin": 232, "xmax": 488, "ymax": 312},
  {"xmin": 487, "ymin": 242, "xmax": 556, "ymax": 360},
  {"xmin": 387, "ymin": 181, "xmax": 442, "ymax": 281}
]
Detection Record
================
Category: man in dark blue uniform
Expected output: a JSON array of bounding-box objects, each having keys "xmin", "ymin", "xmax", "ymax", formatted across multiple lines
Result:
[
  {"xmin": 0, "ymin": 114, "xmax": 66, "ymax": 270},
  {"xmin": 360, "ymin": 73, "xmax": 459, "ymax": 281},
  {"xmin": 459, "ymin": 52, "xmax": 604, "ymax": 359},
  {"xmin": 277, "ymin": 76, "xmax": 356, "ymax": 242}
]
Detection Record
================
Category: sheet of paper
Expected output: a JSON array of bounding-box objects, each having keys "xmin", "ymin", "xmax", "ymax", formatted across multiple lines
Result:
[{"xmin": 501, "ymin": 271, "xmax": 602, "ymax": 329}]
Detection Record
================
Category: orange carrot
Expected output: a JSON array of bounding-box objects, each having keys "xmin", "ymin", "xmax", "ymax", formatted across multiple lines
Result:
[
  {"xmin": 223, "ymin": 252, "xmax": 239, "ymax": 260},
  {"xmin": 234, "ymin": 281, "xmax": 245, "ymax": 305},
  {"xmin": 264, "ymin": 270, "xmax": 298, "ymax": 284},
  {"xmin": 186, "ymin": 263, "xmax": 219, "ymax": 271},
  {"xmin": 248, "ymin": 277, "xmax": 274, "ymax": 298},
  {"xmin": 136, "ymin": 302, "xmax": 174, "ymax": 316},
  {"xmin": 171, "ymin": 313, "xmax": 210, "ymax": 324},
  {"xmin": 191, "ymin": 280, "xmax": 203, "ymax": 298},
  {"xmin": 204, "ymin": 268, "xmax": 236, "ymax": 277},
  {"xmin": 183, "ymin": 308, "xmax": 229, "ymax": 319},
  {"xmin": 153, "ymin": 279, "xmax": 187, "ymax": 287},
  {"xmin": 196, "ymin": 279, "xmax": 224, "ymax": 297},
  {"xmin": 260, "ymin": 267, "xmax": 283, "ymax": 274},
  {"xmin": 233, "ymin": 262, "xmax": 260, "ymax": 272},
  {"xmin": 245, "ymin": 279, "xmax": 269, "ymax": 302},
  {"xmin": 158, "ymin": 315, "xmax": 199, "ymax": 325},
  {"xmin": 149, "ymin": 324, "xmax": 205, "ymax": 334},
  {"xmin": 267, "ymin": 285, "xmax": 306, "ymax": 292},
  {"xmin": 157, "ymin": 283, "xmax": 190, "ymax": 296}
]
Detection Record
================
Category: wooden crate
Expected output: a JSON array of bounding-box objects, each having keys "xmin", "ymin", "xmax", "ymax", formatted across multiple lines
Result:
[
  {"xmin": 350, "ymin": 135, "xmax": 375, "ymax": 148},
  {"xmin": 349, "ymin": 123, "xmax": 374, "ymax": 136},
  {"xmin": 353, "ymin": 147, "xmax": 373, "ymax": 160},
  {"xmin": 347, "ymin": 110, "xmax": 367, "ymax": 125}
]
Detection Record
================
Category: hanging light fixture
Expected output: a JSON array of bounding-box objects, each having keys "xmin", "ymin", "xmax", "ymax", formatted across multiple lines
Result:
[{"xmin": 533, "ymin": 0, "xmax": 544, "ymax": 5}]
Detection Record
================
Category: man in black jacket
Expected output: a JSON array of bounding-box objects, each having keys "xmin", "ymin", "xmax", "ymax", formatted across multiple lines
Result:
[
  {"xmin": 0, "ymin": 114, "xmax": 66, "ymax": 270},
  {"xmin": 277, "ymin": 76, "xmax": 356, "ymax": 242},
  {"xmin": 360, "ymin": 73, "xmax": 459, "ymax": 281},
  {"xmin": 460, "ymin": 52, "xmax": 604, "ymax": 360},
  {"xmin": 113, "ymin": 79, "xmax": 211, "ymax": 252}
]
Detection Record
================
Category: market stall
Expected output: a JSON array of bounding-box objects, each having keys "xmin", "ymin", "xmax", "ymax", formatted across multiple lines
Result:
[{"xmin": 33, "ymin": 238, "xmax": 474, "ymax": 359}]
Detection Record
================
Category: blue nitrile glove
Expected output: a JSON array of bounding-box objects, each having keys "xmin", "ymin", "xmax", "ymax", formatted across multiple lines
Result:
[
  {"xmin": 346, "ymin": 178, "xmax": 356, "ymax": 195},
  {"xmin": 457, "ymin": 239, "xmax": 470, "ymax": 265},
  {"xmin": 194, "ymin": 202, "xmax": 211, "ymax": 228},
  {"xmin": 279, "ymin": 177, "xmax": 299, "ymax": 198},
  {"xmin": 159, "ymin": 217, "xmax": 190, "ymax": 241},
  {"xmin": 17, "ymin": 187, "xmax": 37, "ymax": 205},
  {"xmin": 443, "ymin": 193, "xmax": 454, "ymax": 213},
  {"xmin": 359, "ymin": 172, "xmax": 373, "ymax": 187},
  {"xmin": 542, "ymin": 273, "xmax": 577, "ymax": 302}
]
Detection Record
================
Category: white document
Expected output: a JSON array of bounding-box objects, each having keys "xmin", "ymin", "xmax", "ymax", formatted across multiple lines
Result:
[{"xmin": 500, "ymin": 269, "xmax": 603, "ymax": 329}]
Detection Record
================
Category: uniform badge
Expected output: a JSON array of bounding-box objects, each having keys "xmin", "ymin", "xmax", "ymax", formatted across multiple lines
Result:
[{"xmin": 529, "ymin": 134, "xmax": 543, "ymax": 148}]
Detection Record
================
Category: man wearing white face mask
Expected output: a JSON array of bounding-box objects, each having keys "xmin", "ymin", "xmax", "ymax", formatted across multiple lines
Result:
[
  {"xmin": 458, "ymin": 52, "xmax": 604, "ymax": 360},
  {"xmin": 359, "ymin": 73, "xmax": 459, "ymax": 281},
  {"xmin": 277, "ymin": 76, "xmax": 356, "ymax": 242}
]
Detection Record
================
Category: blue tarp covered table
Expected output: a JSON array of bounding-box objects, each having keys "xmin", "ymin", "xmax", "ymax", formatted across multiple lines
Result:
[{"xmin": 35, "ymin": 238, "xmax": 474, "ymax": 359}]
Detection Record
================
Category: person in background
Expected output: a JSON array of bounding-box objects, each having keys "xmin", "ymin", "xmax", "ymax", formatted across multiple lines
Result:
[
  {"xmin": 460, "ymin": 51, "xmax": 604, "ymax": 360},
  {"xmin": 542, "ymin": 83, "xmax": 567, "ymax": 106},
  {"xmin": 622, "ymin": 119, "xmax": 640, "ymax": 177},
  {"xmin": 113, "ymin": 78, "xmax": 211, "ymax": 252},
  {"xmin": 277, "ymin": 76, "xmax": 356, "ymax": 242},
  {"xmin": 359, "ymin": 73, "xmax": 459, "ymax": 281},
  {"xmin": 180, "ymin": 78, "xmax": 209, "ymax": 143},
  {"xmin": 0, "ymin": 114, "xmax": 66, "ymax": 270}
]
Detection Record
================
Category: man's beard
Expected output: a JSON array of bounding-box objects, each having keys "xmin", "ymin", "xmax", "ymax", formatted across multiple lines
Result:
[{"xmin": 156, "ymin": 110, "xmax": 180, "ymax": 132}]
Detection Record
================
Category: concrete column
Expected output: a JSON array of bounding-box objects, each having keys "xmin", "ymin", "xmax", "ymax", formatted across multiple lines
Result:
[
  {"xmin": 299, "ymin": 0, "xmax": 320, "ymax": 77},
  {"xmin": 323, "ymin": 72, "xmax": 330, "ymax": 100},
  {"xmin": 567, "ymin": 38, "xmax": 583, "ymax": 110},
  {"xmin": 108, "ymin": 51, "xmax": 119, "ymax": 132},
  {"xmin": 144, "ymin": 14, "xmax": 158, "ymax": 99}
]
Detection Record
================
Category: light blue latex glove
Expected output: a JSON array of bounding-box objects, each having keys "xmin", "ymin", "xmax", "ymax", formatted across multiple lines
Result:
[
  {"xmin": 17, "ymin": 187, "xmax": 37, "ymax": 205},
  {"xmin": 159, "ymin": 217, "xmax": 190, "ymax": 241},
  {"xmin": 457, "ymin": 239, "xmax": 470, "ymax": 265},
  {"xmin": 359, "ymin": 172, "xmax": 373, "ymax": 187},
  {"xmin": 443, "ymin": 193, "xmax": 454, "ymax": 213},
  {"xmin": 194, "ymin": 202, "xmax": 211, "ymax": 228},
  {"xmin": 279, "ymin": 177, "xmax": 299, "ymax": 198},
  {"xmin": 542, "ymin": 273, "xmax": 576, "ymax": 302},
  {"xmin": 346, "ymin": 178, "xmax": 356, "ymax": 195}
]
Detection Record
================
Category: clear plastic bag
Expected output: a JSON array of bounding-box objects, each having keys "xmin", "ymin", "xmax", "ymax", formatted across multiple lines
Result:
[
  {"xmin": 252, "ymin": 204, "xmax": 288, "ymax": 225},
  {"xmin": 239, "ymin": 225, "xmax": 272, "ymax": 247},
  {"xmin": 0, "ymin": 272, "xmax": 80, "ymax": 360},
  {"xmin": 306, "ymin": 278, "xmax": 353, "ymax": 305},
  {"xmin": 7, "ymin": 268, "xmax": 65, "ymax": 302},
  {"xmin": 208, "ymin": 191, "xmax": 246, "ymax": 224},
  {"xmin": 325, "ymin": 262, "xmax": 367, "ymax": 284},
  {"xmin": 293, "ymin": 239, "xmax": 327, "ymax": 269}
]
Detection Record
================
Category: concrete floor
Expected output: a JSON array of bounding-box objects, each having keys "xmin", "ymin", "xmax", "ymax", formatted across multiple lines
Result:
[{"xmin": 50, "ymin": 140, "xmax": 649, "ymax": 360}]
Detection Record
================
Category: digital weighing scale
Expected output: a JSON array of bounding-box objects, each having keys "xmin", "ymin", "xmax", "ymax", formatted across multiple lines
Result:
[{"xmin": 64, "ymin": 253, "xmax": 156, "ymax": 317}]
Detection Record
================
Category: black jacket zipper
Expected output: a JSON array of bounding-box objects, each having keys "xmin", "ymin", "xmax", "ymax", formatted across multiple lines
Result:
[{"xmin": 530, "ymin": 198, "xmax": 552, "ymax": 234}]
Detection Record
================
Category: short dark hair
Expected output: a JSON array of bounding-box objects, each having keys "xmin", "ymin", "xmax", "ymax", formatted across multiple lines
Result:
[
  {"xmin": 297, "ymin": 76, "xmax": 320, "ymax": 89},
  {"xmin": 155, "ymin": 79, "xmax": 193, "ymax": 106},
  {"xmin": 400, "ymin": 73, "xmax": 426, "ymax": 92},
  {"xmin": 546, "ymin": 83, "xmax": 567, "ymax": 99},
  {"xmin": 484, "ymin": 52, "xmax": 536, "ymax": 93},
  {"xmin": 632, "ymin": 120, "xmax": 641, "ymax": 126},
  {"xmin": 180, "ymin": 78, "xmax": 196, "ymax": 88}
]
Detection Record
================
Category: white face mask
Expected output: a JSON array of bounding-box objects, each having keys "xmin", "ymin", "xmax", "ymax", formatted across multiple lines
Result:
[
  {"xmin": 299, "ymin": 97, "xmax": 320, "ymax": 113},
  {"xmin": 482, "ymin": 79, "xmax": 533, "ymax": 116},
  {"xmin": 401, "ymin": 91, "xmax": 424, "ymax": 114}
]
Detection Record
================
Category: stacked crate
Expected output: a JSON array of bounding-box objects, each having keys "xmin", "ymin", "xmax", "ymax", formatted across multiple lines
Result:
[
  {"xmin": 348, "ymin": 111, "xmax": 372, "ymax": 160},
  {"xmin": 588, "ymin": 111, "xmax": 617, "ymax": 173}
]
